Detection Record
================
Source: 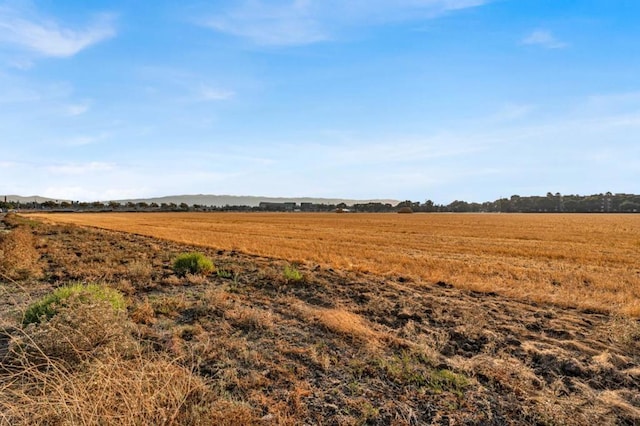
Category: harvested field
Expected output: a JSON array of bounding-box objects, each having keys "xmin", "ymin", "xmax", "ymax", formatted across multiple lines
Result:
[
  {"xmin": 1, "ymin": 214, "xmax": 639, "ymax": 424},
  {"xmin": 29, "ymin": 212, "xmax": 640, "ymax": 316}
]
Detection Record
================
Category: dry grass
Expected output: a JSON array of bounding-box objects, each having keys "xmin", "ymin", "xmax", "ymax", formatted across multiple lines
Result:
[
  {"xmin": 2, "ymin": 218, "xmax": 639, "ymax": 424},
  {"xmin": 293, "ymin": 303, "xmax": 379, "ymax": 343},
  {"xmin": 0, "ymin": 227, "xmax": 41, "ymax": 280},
  {"xmin": 0, "ymin": 350, "xmax": 241, "ymax": 426},
  {"xmin": 10, "ymin": 297, "xmax": 136, "ymax": 368},
  {"xmin": 30, "ymin": 212, "xmax": 640, "ymax": 316},
  {"xmin": 0, "ymin": 280, "xmax": 256, "ymax": 426}
]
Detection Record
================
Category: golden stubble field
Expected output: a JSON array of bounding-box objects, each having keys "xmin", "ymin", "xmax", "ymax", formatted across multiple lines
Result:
[{"xmin": 29, "ymin": 212, "xmax": 640, "ymax": 316}]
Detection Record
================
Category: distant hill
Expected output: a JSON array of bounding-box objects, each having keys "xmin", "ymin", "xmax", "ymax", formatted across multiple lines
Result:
[
  {"xmin": 1, "ymin": 195, "xmax": 71, "ymax": 203},
  {"xmin": 112, "ymin": 194, "xmax": 400, "ymax": 207}
]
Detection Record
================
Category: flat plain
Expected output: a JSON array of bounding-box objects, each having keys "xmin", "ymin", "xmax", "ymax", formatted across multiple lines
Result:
[
  {"xmin": 1, "ymin": 213, "xmax": 639, "ymax": 424},
  {"xmin": 30, "ymin": 212, "xmax": 640, "ymax": 316}
]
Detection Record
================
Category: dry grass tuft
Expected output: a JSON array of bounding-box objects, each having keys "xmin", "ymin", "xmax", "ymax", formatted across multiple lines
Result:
[
  {"xmin": 0, "ymin": 228, "xmax": 41, "ymax": 280},
  {"xmin": 294, "ymin": 303, "xmax": 378, "ymax": 343},
  {"xmin": 0, "ymin": 350, "xmax": 239, "ymax": 426},
  {"xmin": 226, "ymin": 306, "xmax": 274, "ymax": 331},
  {"xmin": 185, "ymin": 273, "xmax": 209, "ymax": 286},
  {"xmin": 598, "ymin": 390, "xmax": 640, "ymax": 423},
  {"xmin": 599, "ymin": 316, "xmax": 640, "ymax": 355},
  {"xmin": 9, "ymin": 297, "xmax": 136, "ymax": 368},
  {"xmin": 130, "ymin": 297, "xmax": 156, "ymax": 325},
  {"xmin": 125, "ymin": 260, "xmax": 153, "ymax": 283}
]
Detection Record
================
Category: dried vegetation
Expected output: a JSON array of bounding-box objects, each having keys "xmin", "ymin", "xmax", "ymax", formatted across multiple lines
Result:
[
  {"xmin": 0, "ymin": 213, "xmax": 639, "ymax": 424},
  {"xmin": 30, "ymin": 212, "xmax": 640, "ymax": 316}
]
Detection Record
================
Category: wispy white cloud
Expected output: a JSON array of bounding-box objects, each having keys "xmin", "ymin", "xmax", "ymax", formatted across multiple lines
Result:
[
  {"xmin": 60, "ymin": 133, "xmax": 108, "ymax": 147},
  {"xmin": 135, "ymin": 66, "xmax": 235, "ymax": 103},
  {"xmin": 0, "ymin": 5, "xmax": 116, "ymax": 58},
  {"xmin": 489, "ymin": 103, "xmax": 536, "ymax": 122},
  {"xmin": 522, "ymin": 29, "xmax": 568, "ymax": 49},
  {"xmin": 0, "ymin": 160, "xmax": 18, "ymax": 168},
  {"xmin": 47, "ymin": 161, "xmax": 114, "ymax": 175},
  {"xmin": 204, "ymin": 1, "xmax": 327, "ymax": 46},
  {"xmin": 322, "ymin": 136, "xmax": 488, "ymax": 166},
  {"xmin": 201, "ymin": 0, "xmax": 491, "ymax": 46},
  {"xmin": 64, "ymin": 102, "xmax": 90, "ymax": 116},
  {"xmin": 42, "ymin": 186, "xmax": 143, "ymax": 202},
  {"xmin": 8, "ymin": 57, "xmax": 33, "ymax": 69},
  {"xmin": 198, "ymin": 85, "xmax": 235, "ymax": 101}
]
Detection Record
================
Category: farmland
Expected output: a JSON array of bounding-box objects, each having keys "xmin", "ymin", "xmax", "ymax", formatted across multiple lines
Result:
[
  {"xmin": 29, "ymin": 212, "xmax": 640, "ymax": 316},
  {"xmin": 1, "ymin": 212, "xmax": 639, "ymax": 424}
]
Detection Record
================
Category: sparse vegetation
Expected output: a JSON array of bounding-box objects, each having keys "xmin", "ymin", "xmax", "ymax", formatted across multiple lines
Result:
[
  {"xmin": 283, "ymin": 264, "xmax": 303, "ymax": 282},
  {"xmin": 1, "ymin": 346, "xmax": 228, "ymax": 425},
  {"xmin": 29, "ymin": 212, "xmax": 640, "ymax": 316},
  {"xmin": 1, "ymin": 214, "xmax": 639, "ymax": 425},
  {"xmin": 22, "ymin": 283, "xmax": 126, "ymax": 325},
  {"xmin": 216, "ymin": 268, "xmax": 233, "ymax": 279},
  {"xmin": 0, "ymin": 227, "xmax": 41, "ymax": 280},
  {"xmin": 11, "ymin": 296, "xmax": 135, "ymax": 367},
  {"xmin": 173, "ymin": 252, "xmax": 214, "ymax": 277}
]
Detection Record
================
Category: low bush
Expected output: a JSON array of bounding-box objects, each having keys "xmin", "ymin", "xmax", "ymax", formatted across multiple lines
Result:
[
  {"xmin": 173, "ymin": 252, "xmax": 214, "ymax": 277},
  {"xmin": 283, "ymin": 265, "xmax": 304, "ymax": 283},
  {"xmin": 23, "ymin": 283, "xmax": 126, "ymax": 325}
]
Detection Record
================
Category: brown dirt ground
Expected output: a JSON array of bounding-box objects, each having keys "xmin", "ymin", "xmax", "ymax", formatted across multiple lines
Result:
[{"xmin": 1, "ymin": 216, "xmax": 639, "ymax": 425}]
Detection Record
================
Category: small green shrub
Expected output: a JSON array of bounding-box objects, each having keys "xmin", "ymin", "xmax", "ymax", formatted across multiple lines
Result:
[
  {"xmin": 173, "ymin": 252, "xmax": 214, "ymax": 277},
  {"xmin": 23, "ymin": 283, "xmax": 126, "ymax": 325},
  {"xmin": 283, "ymin": 265, "xmax": 304, "ymax": 282},
  {"xmin": 216, "ymin": 268, "xmax": 233, "ymax": 279}
]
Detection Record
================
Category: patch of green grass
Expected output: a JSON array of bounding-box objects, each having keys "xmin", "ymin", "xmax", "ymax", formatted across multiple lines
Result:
[
  {"xmin": 428, "ymin": 369, "xmax": 469, "ymax": 397},
  {"xmin": 376, "ymin": 351, "xmax": 469, "ymax": 397},
  {"xmin": 150, "ymin": 295, "xmax": 189, "ymax": 318},
  {"xmin": 358, "ymin": 401, "xmax": 380, "ymax": 422},
  {"xmin": 3, "ymin": 213, "xmax": 41, "ymax": 229},
  {"xmin": 216, "ymin": 268, "xmax": 233, "ymax": 279},
  {"xmin": 23, "ymin": 283, "xmax": 126, "ymax": 325},
  {"xmin": 173, "ymin": 252, "xmax": 214, "ymax": 277},
  {"xmin": 283, "ymin": 265, "xmax": 304, "ymax": 282}
]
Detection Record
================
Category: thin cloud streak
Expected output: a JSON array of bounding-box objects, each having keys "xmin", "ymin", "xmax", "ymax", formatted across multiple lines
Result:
[
  {"xmin": 46, "ymin": 162, "xmax": 115, "ymax": 175},
  {"xmin": 201, "ymin": 0, "xmax": 491, "ymax": 46},
  {"xmin": 198, "ymin": 85, "xmax": 235, "ymax": 101},
  {"xmin": 0, "ymin": 6, "xmax": 116, "ymax": 57},
  {"xmin": 64, "ymin": 102, "xmax": 90, "ymax": 116},
  {"xmin": 203, "ymin": 1, "xmax": 327, "ymax": 46},
  {"xmin": 522, "ymin": 29, "xmax": 568, "ymax": 49}
]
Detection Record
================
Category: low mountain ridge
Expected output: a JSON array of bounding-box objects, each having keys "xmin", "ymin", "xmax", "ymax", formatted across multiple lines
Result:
[
  {"xmin": 112, "ymin": 194, "xmax": 400, "ymax": 207},
  {"xmin": 2, "ymin": 194, "xmax": 399, "ymax": 207}
]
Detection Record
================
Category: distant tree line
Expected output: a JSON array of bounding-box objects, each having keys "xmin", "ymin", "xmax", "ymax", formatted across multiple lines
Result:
[
  {"xmin": 2, "ymin": 192, "xmax": 639, "ymax": 213},
  {"xmin": 421, "ymin": 192, "xmax": 640, "ymax": 213}
]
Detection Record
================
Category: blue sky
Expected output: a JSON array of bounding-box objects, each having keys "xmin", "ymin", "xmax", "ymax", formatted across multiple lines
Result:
[{"xmin": 1, "ymin": 0, "xmax": 639, "ymax": 203}]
